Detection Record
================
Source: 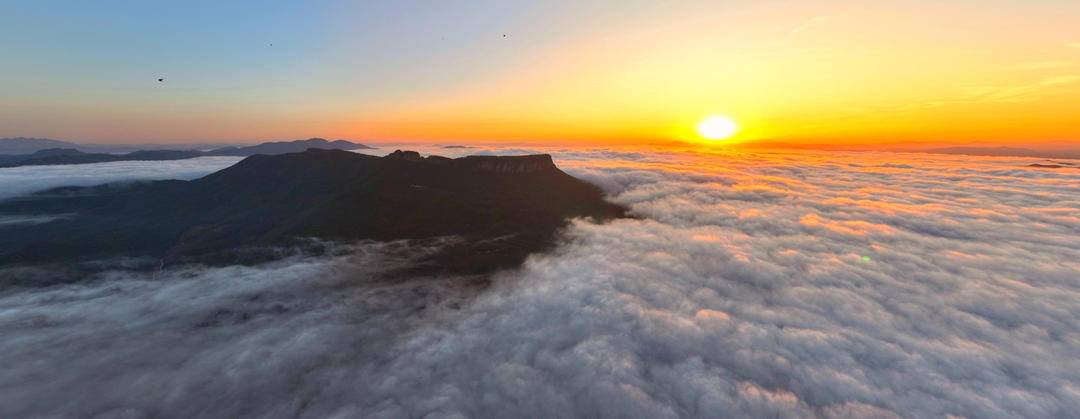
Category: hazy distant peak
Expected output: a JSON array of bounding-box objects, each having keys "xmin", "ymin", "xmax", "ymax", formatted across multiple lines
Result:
[
  {"xmin": 206, "ymin": 138, "xmax": 371, "ymax": 156},
  {"xmin": 27, "ymin": 148, "xmax": 85, "ymax": 157},
  {"xmin": 0, "ymin": 137, "xmax": 78, "ymax": 154}
]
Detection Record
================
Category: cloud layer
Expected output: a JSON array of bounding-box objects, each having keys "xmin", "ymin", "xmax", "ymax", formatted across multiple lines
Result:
[
  {"xmin": 0, "ymin": 156, "xmax": 241, "ymax": 199},
  {"xmin": 1, "ymin": 147, "xmax": 1078, "ymax": 418}
]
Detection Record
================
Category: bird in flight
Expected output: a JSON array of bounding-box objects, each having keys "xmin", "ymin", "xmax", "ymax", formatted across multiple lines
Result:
[{"xmin": 157, "ymin": 78, "xmax": 164, "ymax": 82}]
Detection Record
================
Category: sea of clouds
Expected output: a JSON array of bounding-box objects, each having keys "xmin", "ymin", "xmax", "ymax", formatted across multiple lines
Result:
[
  {"xmin": 1, "ymin": 146, "xmax": 1078, "ymax": 418},
  {"xmin": 0, "ymin": 156, "xmax": 241, "ymax": 199}
]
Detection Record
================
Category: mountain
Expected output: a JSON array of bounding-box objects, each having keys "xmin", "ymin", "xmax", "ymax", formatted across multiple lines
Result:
[
  {"xmin": 0, "ymin": 149, "xmax": 625, "ymax": 285},
  {"xmin": 206, "ymin": 138, "xmax": 371, "ymax": 156},
  {"xmin": 0, "ymin": 148, "xmax": 206, "ymax": 168},
  {"xmin": 0, "ymin": 138, "xmax": 371, "ymax": 168},
  {"xmin": 74, "ymin": 142, "xmax": 243, "ymax": 154},
  {"xmin": 0, "ymin": 148, "xmax": 82, "ymax": 166},
  {"xmin": 0, "ymin": 137, "xmax": 78, "ymax": 154}
]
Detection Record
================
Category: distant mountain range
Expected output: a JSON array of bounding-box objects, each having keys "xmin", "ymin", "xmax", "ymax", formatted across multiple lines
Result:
[
  {"xmin": 0, "ymin": 149, "xmax": 625, "ymax": 286},
  {"xmin": 0, "ymin": 137, "xmax": 79, "ymax": 154},
  {"xmin": 0, "ymin": 138, "xmax": 372, "ymax": 168},
  {"xmin": 202, "ymin": 138, "xmax": 372, "ymax": 156}
]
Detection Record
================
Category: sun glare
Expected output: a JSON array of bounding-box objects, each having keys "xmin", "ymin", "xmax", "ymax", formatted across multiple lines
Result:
[{"xmin": 697, "ymin": 115, "xmax": 739, "ymax": 140}]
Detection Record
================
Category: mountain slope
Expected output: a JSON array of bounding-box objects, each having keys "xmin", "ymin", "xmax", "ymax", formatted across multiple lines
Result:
[{"xmin": 0, "ymin": 149, "xmax": 625, "ymax": 281}]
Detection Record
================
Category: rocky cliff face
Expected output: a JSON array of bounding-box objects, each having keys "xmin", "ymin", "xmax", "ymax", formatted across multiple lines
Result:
[
  {"xmin": 385, "ymin": 150, "xmax": 557, "ymax": 173},
  {"xmin": 454, "ymin": 155, "xmax": 557, "ymax": 173},
  {"xmin": 385, "ymin": 150, "xmax": 424, "ymax": 162}
]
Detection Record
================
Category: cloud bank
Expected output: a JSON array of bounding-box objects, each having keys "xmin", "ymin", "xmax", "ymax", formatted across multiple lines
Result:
[
  {"xmin": 1, "ymin": 148, "xmax": 1078, "ymax": 418},
  {"xmin": 0, "ymin": 156, "xmax": 241, "ymax": 199}
]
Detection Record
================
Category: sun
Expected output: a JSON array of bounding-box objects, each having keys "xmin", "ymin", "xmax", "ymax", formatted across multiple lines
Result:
[{"xmin": 697, "ymin": 115, "xmax": 739, "ymax": 140}]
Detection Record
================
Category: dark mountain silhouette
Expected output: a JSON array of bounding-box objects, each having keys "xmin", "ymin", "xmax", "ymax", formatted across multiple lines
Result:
[
  {"xmin": 0, "ymin": 148, "xmax": 206, "ymax": 167},
  {"xmin": 0, "ymin": 148, "xmax": 82, "ymax": 166},
  {"xmin": 0, "ymin": 137, "xmax": 79, "ymax": 154},
  {"xmin": 0, "ymin": 149, "xmax": 625, "ymax": 285},
  {"xmin": 205, "ymin": 137, "xmax": 371, "ymax": 156},
  {"xmin": 0, "ymin": 138, "xmax": 371, "ymax": 168}
]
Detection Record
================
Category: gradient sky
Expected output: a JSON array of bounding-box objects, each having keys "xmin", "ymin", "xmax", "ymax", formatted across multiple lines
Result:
[{"xmin": 2, "ymin": 0, "xmax": 1079, "ymax": 145}]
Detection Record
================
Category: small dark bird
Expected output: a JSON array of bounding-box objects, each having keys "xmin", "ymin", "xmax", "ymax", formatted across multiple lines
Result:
[
  {"xmin": 502, "ymin": 34, "xmax": 507, "ymax": 38},
  {"xmin": 157, "ymin": 78, "xmax": 164, "ymax": 82}
]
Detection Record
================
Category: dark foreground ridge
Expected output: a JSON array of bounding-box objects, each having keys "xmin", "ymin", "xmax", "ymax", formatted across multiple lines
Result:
[{"xmin": 0, "ymin": 149, "xmax": 626, "ymax": 285}]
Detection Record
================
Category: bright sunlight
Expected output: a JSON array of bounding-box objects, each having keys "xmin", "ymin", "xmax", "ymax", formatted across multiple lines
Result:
[{"xmin": 697, "ymin": 115, "xmax": 739, "ymax": 140}]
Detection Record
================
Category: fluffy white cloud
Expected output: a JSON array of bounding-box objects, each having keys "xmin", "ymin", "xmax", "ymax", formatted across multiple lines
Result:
[
  {"xmin": 1, "ymin": 148, "xmax": 1078, "ymax": 418},
  {"xmin": 0, "ymin": 156, "xmax": 241, "ymax": 199}
]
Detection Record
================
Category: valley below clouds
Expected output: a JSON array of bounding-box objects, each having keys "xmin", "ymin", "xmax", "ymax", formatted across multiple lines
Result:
[{"xmin": 1, "ymin": 147, "xmax": 1078, "ymax": 418}]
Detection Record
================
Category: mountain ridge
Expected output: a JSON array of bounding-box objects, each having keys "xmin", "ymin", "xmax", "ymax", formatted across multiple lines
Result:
[
  {"xmin": 0, "ymin": 149, "xmax": 626, "ymax": 286},
  {"xmin": 0, "ymin": 138, "xmax": 372, "ymax": 168},
  {"xmin": 0, "ymin": 137, "xmax": 79, "ymax": 154}
]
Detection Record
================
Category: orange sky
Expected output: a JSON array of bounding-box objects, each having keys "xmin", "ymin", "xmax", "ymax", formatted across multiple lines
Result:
[
  {"xmin": 3, "ymin": 1, "xmax": 1080, "ymax": 146},
  {"xmin": 337, "ymin": 2, "xmax": 1080, "ymax": 148}
]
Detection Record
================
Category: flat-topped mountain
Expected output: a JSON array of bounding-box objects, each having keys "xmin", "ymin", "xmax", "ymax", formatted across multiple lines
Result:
[
  {"xmin": 0, "ymin": 149, "xmax": 625, "ymax": 284},
  {"xmin": 0, "ymin": 138, "xmax": 371, "ymax": 168}
]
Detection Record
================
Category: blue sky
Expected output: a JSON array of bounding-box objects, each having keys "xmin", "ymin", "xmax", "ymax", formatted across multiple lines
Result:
[{"xmin": 1, "ymin": 1, "xmax": 558, "ymax": 141}]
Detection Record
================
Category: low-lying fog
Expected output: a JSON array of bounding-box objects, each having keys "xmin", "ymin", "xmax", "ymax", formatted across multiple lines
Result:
[
  {"xmin": 1, "ymin": 146, "xmax": 1078, "ymax": 418},
  {"xmin": 0, "ymin": 156, "xmax": 242, "ymax": 199}
]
